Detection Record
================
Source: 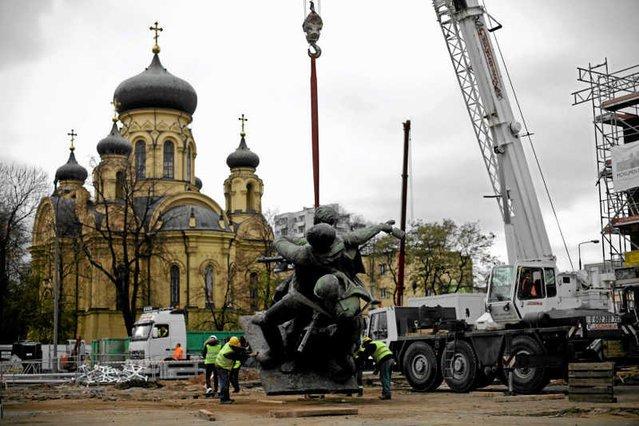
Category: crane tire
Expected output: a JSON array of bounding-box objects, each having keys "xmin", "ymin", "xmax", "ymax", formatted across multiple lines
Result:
[
  {"xmin": 441, "ymin": 340, "xmax": 478, "ymax": 393},
  {"xmin": 509, "ymin": 335, "xmax": 550, "ymax": 394},
  {"xmin": 402, "ymin": 342, "xmax": 442, "ymax": 391}
]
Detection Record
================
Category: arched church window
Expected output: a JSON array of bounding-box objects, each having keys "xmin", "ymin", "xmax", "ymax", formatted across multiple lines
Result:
[
  {"xmin": 204, "ymin": 265, "xmax": 214, "ymax": 306},
  {"xmin": 163, "ymin": 140, "xmax": 174, "ymax": 179},
  {"xmin": 186, "ymin": 145, "xmax": 192, "ymax": 182},
  {"xmin": 135, "ymin": 140, "xmax": 146, "ymax": 178},
  {"xmin": 249, "ymin": 272, "xmax": 259, "ymax": 311},
  {"xmin": 115, "ymin": 171, "xmax": 125, "ymax": 199},
  {"xmin": 170, "ymin": 264, "xmax": 180, "ymax": 306},
  {"xmin": 246, "ymin": 183, "xmax": 254, "ymax": 212}
]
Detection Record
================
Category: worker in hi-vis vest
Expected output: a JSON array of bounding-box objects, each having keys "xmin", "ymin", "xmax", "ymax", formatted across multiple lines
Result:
[
  {"xmin": 216, "ymin": 336, "xmax": 253, "ymax": 404},
  {"xmin": 201, "ymin": 335, "xmax": 222, "ymax": 396},
  {"xmin": 356, "ymin": 336, "xmax": 395, "ymax": 400},
  {"xmin": 230, "ymin": 336, "xmax": 249, "ymax": 393}
]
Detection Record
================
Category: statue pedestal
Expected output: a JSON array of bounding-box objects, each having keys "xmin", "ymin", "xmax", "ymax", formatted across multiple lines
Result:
[{"xmin": 240, "ymin": 315, "xmax": 359, "ymax": 395}]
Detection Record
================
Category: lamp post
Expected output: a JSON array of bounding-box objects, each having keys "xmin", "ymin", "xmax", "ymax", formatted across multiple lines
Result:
[
  {"xmin": 52, "ymin": 180, "xmax": 61, "ymax": 373},
  {"xmin": 578, "ymin": 239, "xmax": 600, "ymax": 270}
]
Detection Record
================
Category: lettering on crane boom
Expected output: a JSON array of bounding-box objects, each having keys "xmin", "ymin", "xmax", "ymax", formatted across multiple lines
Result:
[{"xmin": 477, "ymin": 24, "xmax": 503, "ymax": 99}]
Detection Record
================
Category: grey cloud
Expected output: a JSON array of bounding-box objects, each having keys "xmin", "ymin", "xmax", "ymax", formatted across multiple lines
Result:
[{"xmin": 0, "ymin": 0, "xmax": 53, "ymax": 71}]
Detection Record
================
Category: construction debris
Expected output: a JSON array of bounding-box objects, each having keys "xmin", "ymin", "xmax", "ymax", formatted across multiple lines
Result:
[
  {"xmin": 75, "ymin": 363, "xmax": 148, "ymax": 385},
  {"xmin": 196, "ymin": 409, "xmax": 216, "ymax": 421},
  {"xmin": 270, "ymin": 407, "xmax": 358, "ymax": 418}
]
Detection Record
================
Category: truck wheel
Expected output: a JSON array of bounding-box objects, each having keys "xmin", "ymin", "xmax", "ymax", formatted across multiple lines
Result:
[
  {"xmin": 509, "ymin": 335, "xmax": 549, "ymax": 394},
  {"xmin": 441, "ymin": 340, "xmax": 478, "ymax": 393},
  {"xmin": 402, "ymin": 342, "xmax": 442, "ymax": 391}
]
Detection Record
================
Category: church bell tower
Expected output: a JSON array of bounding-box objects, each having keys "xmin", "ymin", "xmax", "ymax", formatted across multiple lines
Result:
[{"xmin": 224, "ymin": 114, "xmax": 263, "ymax": 224}]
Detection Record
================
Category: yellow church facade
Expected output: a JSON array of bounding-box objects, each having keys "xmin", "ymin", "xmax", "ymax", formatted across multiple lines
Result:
[{"xmin": 31, "ymin": 32, "xmax": 271, "ymax": 341}]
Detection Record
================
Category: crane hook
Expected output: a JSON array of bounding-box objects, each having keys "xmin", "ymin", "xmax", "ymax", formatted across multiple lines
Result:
[
  {"xmin": 303, "ymin": 1, "xmax": 323, "ymax": 59},
  {"xmin": 308, "ymin": 43, "xmax": 321, "ymax": 58}
]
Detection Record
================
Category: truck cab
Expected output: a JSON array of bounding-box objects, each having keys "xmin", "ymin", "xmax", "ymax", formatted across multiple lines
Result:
[
  {"xmin": 129, "ymin": 308, "xmax": 187, "ymax": 360},
  {"xmin": 478, "ymin": 261, "xmax": 610, "ymax": 329}
]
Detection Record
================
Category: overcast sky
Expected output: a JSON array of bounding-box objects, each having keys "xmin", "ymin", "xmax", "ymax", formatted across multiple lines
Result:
[{"xmin": 1, "ymin": 0, "xmax": 638, "ymax": 269}]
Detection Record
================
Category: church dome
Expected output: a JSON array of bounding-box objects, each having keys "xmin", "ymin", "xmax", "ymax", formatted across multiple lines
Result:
[
  {"xmin": 97, "ymin": 122, "xmax": 132, "ymax": 156},
  {"xmin": 113, "ymin": 54, "xmax": 197, "ymax": 115},
  {"xmin": 161, "ymin": 204, "xmax": 223, "ymax": 231},
  {"xmin": 55, "ymin": 148, "xmax": 88, "ymax": 183},
  {"xmin": 226, "ymin": 136, "xmax": 260, "ymax": 169}
]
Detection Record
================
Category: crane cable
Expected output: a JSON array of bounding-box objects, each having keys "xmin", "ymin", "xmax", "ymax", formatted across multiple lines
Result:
[
  {"xmin": 486, "ymin": 7, "xmax": 575, "ymax": 270},
  {"xmin": 409, "ymin": 128, "xmax": 415, "ymax": 223}
]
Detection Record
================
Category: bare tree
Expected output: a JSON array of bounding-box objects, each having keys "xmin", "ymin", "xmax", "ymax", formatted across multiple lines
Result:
[
  {"xmin": 202, "ymin": 238, "xmax": 237, "ymax": 331},
  {"xmin": 0, "ymin": 161, "xmax": 48, "ymax": 331},
  {"xmin": 254, "ymin": 209, "xmax": 277, "ymax": 310},
  {"xmin": 75, "ymin": 160, "xmax": 170, "ymax": 335},
  {"xmin": 199, "ymin": 210, "xmax": 275, "ymax": 330},
  {"xmin": 407, "ymin": 219, "xmax": 498, "ymax": 295},
  {"xmin": 365, "ymin": 234, "xmax": 401, "ymax": 302}
]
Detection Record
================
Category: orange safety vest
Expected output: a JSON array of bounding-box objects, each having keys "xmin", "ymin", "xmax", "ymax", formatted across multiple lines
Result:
[{"xmin": 172, "ymin": 346, "xmax": 184, "ymax": 360}]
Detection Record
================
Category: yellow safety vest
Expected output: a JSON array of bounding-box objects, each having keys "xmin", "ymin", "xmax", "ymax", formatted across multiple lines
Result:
[
  {"xmin": 216, "ymin": 343, "xmax": 235, "ymax": 370},
  {"xmin": 233, "ymin": 360, "xmax": 240, "ymax": 369},
  {"xmin": 204, "ymin": 343, "xmax": 221, "ymax": 365},
  {"xmin": 372, "ymin": 341, "xmax": 392, "ymax": 364}
]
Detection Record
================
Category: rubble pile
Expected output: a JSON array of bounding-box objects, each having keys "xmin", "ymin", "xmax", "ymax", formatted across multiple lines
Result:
[{"xmin": 75, "ymin": 363, "xmax": 147, "ymax": 385}]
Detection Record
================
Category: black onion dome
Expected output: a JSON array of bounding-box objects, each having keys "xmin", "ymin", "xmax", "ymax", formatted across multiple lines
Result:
[
  {"xmin": 113, "ymin": 54, "xmax": 197, "ymax": 115},
  {"xmin": 226, "ymin": 136, "xmax": 260, "ymax": 169},
  {"xmin": 97, "ymin": 122, "xmax": 132, "ymax": 156},
  {"xmin": 194, "ymin": 176, "xmax": 203, "ymax": 190},
  {"xmin": 55, "ymin": 149, "xmax": 88, "ymax": 182}
]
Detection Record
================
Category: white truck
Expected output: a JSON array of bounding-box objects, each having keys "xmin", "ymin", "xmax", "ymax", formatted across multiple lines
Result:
[
  {"xmin": 129, "ymin": 308, "xmax": 187, "ymax": 361},
  {"xmin": 408, "ymin": 294, "xmax": 486, "ymax": 324},
  {"xmin": 366, "ymin": 0, "xmax": 639, "ymax": 395},
  {"xmin": 128, "ymin": 308, "xmax": 205, "ymax": 380}
]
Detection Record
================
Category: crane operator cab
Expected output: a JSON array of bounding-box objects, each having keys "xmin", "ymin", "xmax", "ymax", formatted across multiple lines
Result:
[{"xmin": 476, "ymin": 261, "xmax": 611, "ymax": 330}]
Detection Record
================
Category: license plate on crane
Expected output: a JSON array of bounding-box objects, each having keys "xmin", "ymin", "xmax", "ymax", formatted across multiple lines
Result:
[{"xmin": 585, "ymin": 314, "xmax": 620, "ymax": 331}]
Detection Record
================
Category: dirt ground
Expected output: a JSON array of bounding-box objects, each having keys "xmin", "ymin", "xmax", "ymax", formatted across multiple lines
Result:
[{"xmin": 3, "ymin": 375, "xmax": 639, "ymax": 425}]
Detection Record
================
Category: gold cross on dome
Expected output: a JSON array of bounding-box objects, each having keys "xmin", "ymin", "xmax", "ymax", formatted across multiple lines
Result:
[
  {"xmin": 149, "ymin": 21, "xmax": 163, "ymax": 53},
  {"xmin": 67, "ymin": 129, "xmax": 77, "ymax": 151},
  {"xmin": 238, "ymin": 114, "xmax": 248, "ymax": 137},
  {"xmin": 111, "ymin": 99, "xmax": 121, "ymax": 121}
]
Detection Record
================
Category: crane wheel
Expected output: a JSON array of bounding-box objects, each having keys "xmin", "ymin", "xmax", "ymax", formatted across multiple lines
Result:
[
  {"xmin": 508, "ymin": 335, "xmax": 550, "ymax": 394},
  {"xmin": 402, "ymin": 342, "xmax": 442, "ymax": 391},
  {"xmin": 441, "ymin": 340, "xmax": 478, "ymax": 393}
]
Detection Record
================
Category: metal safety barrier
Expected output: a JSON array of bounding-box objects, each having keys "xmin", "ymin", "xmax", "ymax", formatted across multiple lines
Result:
[{"xmin": 1, "ymin": 356, "xmax": 204, "ymax": 384}]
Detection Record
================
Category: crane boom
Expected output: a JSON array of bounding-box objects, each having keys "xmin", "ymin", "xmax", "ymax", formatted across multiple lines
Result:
[{"xmin": 433, "ymin": 0, "xmax": 554, "ymax": 264}]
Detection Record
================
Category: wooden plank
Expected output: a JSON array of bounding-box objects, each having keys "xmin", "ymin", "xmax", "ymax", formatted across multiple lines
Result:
[
  {"xmin": 569, "ymin": 378, "xmax": 614, "ymax": 386},
  {"xmin": 494, "ymin": 394, "xmax": 565, "ymax": 402},
  {"xmin": 569, "ymin": 370, "xmax": 613, "ymax": 378},
  {"xmin": 568, "ymin": 394, "xmax": 617, "ymax": 403},
  {"xmin": 270, "ymin": 408, "xmax": 358, "ymax": 418},
  {"xmin": 258, "ymin": 399, "xmax": 287, "ymax": 404},
  {"xmin": 568, "ymin": 362, "xmax": 614, "ymax": 371},
  {"xmin": 569, "ymin": 386, "xmax": 613, "ymax": 394},
  {"xmin": 196, "ymin": 409, "xmax": 216, "ymax": 422}
]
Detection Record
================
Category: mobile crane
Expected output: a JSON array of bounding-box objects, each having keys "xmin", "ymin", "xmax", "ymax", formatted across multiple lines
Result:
[{"xmin": 366, "ymin": 0, "xmax": 639, "ymax": 394}]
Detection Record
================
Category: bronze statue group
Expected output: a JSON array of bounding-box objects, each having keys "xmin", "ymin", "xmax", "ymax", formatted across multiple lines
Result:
[{"xmin": 252, "ymin": 205, "xmax": 403, "ymax": 398}]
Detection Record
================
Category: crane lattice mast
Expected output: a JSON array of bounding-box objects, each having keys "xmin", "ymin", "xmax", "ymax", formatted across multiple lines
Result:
[{"xmin": 433, "ymin": 0, "xmax": 554, "ymax": 264}]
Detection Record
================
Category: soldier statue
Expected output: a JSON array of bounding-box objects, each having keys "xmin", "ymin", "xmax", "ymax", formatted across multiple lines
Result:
[{"xmin": 251, "ymin": 205, "xmax": 404, "ymax": 382}]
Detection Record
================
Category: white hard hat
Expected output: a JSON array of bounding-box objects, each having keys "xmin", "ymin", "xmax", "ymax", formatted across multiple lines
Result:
[{"xmin": 209, "ymin": 335, "xmax": 217, "ymax": 340}]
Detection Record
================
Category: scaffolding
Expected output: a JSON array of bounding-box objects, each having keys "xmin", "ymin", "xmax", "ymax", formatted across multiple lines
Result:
[{"xmin": 573, "ymin": 59, "xmax": 639, "ymax": 266}]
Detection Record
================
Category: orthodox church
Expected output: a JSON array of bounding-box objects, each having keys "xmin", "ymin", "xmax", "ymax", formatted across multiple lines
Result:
[{"xmin": 31, "ymin": 27, "xmax": 272, "ymax": 340}]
